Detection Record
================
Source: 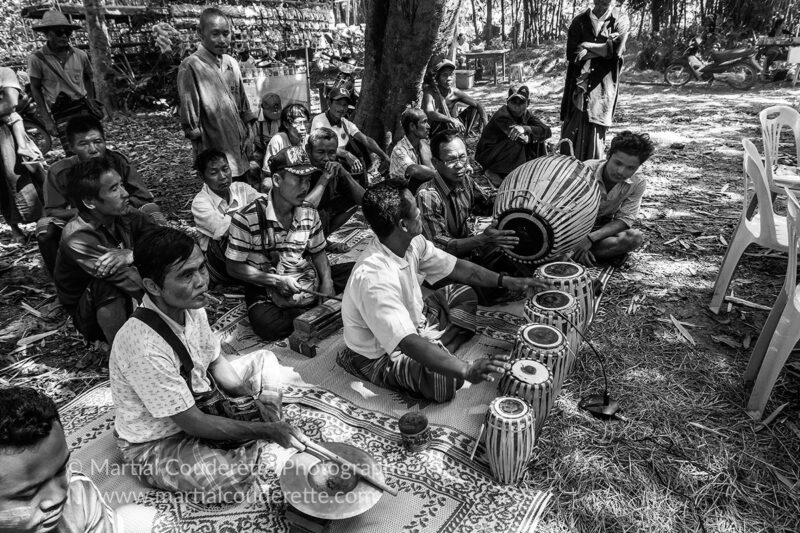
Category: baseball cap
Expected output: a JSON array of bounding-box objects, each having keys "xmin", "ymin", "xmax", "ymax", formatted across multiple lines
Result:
[
  {"xmin": 268, "ymin": 146, "xmax": 321, "ymax": 176},
  {"xmin": 507, "ymin": 85, "xmax": 530, "ymax": 103},
  {"xmin": 327, "ymin": 87, "xmax": 353, "ymax": 103},
  {"xmin": 434, "ymin": 59, "xmax": 457, "ymax": 73}
]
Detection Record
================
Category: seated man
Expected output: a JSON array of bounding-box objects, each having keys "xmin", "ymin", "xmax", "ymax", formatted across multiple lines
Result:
[
  {"xmin": 305, "ymin": 127, "xmax": 365, "ymax": 235},
  {"xmin": 310, "ymin": 87, "xmax": 389, "ymax": 178},
  {"xmin": 389, "ymin": 108, "xmax": 436, "ymax": 190},
  {"xmin": 226, "ymin": 146, "xmax": 352, "ymax": 341},
  {"xmin": 54, "ymin": 157, "xmax": 156, "ymax": 344},
  {"xmin": 571, "ymin": 131, "xmax": 654, "ymax": 266},
  {"xmin": 418, "ymin": 132, "xmax": 518, "ymax": 260},
  {"xmin": 339, "ymin": 180, "xmax": 548, "ymax": 403},
  {"xmin": 36, "ymin": 114, "xmax": 162, "ymax": 277},
  {"xmin": 111, "ymin": 226, "xmax": 305, "ymax": 502},
  {"xmin": 191, "ymin": 148, "xmax": 262, "ymax": 284},
  {"xmin": 0, "ymin": 386, "xmax": 155, "ymax": 532},
  {"xmin": 475, "ymin": 85, "xmax": 552, "ymax": 185},
  {"xmin": 422, "ymin": 60, "xmax": 488, "ymax": 138}
]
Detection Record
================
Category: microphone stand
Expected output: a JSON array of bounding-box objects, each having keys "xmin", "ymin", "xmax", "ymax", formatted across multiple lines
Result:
[{"xmin": 552, "ymin": 265, "xmax": 620, "ymax": 420}]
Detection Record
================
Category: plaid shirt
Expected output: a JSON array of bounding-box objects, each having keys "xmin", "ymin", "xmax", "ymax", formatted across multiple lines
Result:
[
  {"xmin": 417, "ymin": 172, "xmax": 476, "ymax": 250},
  {"xmin": 225, "ymin": 191, "xmax": 325, "ymax": 273}
]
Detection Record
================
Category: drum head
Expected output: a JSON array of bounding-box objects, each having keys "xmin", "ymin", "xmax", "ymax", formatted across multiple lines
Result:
[
  {"xmin": 489, "ymin": 396, "xmax": 530, "ymax": 419},
  {"xmin": 510, "ymin": 359, "xmax": 550, "ymax": 385},
  {"xmin": 496, "ymin": 209, "xmax": 554, "ymax": 263},
  {"xmin": 533, "ymin": 290, "xmax": 574, "ymax": 310},
  {"xmin": 279, "ymin": 442, "xmax": 384, "ymax": 520},
  {"xmin": 541, "ymin": 261, "xmax": 583, "ymax": 278},
  {"xmin": 522, "ymin": 324, "xmax": 564, "ymax": 348}
]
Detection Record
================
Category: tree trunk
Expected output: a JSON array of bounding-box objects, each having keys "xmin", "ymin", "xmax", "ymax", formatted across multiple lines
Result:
[
  {"xmin": 470, "ymin": 0, "xmax": 480, "ymax": 39},
  {"xmin": 501, "ymin": 0, "xmax": 506, "ymax": 40},
  {"xmin": 652, "ymin": 0, "xmax": 661, "ymax": 32},
  {"xmin": 354, "ymin": 0, "xmax": 463, "ymax": 148},
  {"xmin": 484, "ymin": 0, "xmax": 493, "ymax": 43},
  {"xmin": 83, "ymin": 0, "xmax": 114, "ymax": 116}
]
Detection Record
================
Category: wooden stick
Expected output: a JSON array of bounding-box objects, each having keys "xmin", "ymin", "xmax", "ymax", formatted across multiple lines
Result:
[
  {"xmin": 724, "ymin": 295, "xmax": 772, "ymax": 311},
  {"xmin": 297, "ymin": 288, "xmax": 343, "ymax": 301},
  {"xmin": 300, "ymin": 437, "xmax": 398, "ymax": 496},
  {"xmin": 469, "ymin": 423, "xmax": 485, "ymax": 461}
]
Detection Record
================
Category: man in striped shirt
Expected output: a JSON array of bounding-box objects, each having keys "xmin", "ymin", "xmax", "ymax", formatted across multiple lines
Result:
[
  {"xmin": 417, "ymin": 132, "xmax": 518, "ymax": 259},
  {"xmin": 225, "ymin": 146, "xmax": 351, "ymax": 341}
]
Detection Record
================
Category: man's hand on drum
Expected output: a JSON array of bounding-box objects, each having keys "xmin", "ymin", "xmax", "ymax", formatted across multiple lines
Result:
[
  {"xmin": 572, "ymin": 237, "xmax": 597, "ymax": 267},
  {"xmin": 481, "ymin": 223, "xmax": 518, "ymax": 250},
  {"xmin": 465, "ymin": 355, "xmax": 510, "ymax": 384},
  {"xmin": 503, "ymin": 277, "xmax": 551, "ymax": 296}
]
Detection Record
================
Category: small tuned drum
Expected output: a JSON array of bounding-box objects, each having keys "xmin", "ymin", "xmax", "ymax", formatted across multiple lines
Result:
[
  {"xmin": 498, "ymin": 359, "xmax": 554, "ymax": 435},
  {"xmin": 511, "ymin": 323, "xmax": 567, "ymax": 366},
  {"xmin": 524, "ymin": 290, "xmax": 581, "ymax": 377},
  {"xmin": 492, "ymin": 155, "xmax": 600, "ymax": 266},
  {"xmin": 484, "ymin": 396, "xmax": 536, "ymax": 484},
  {"xmin": 535, "ymin": 261, "xmax": 595, "ymax": 332}
]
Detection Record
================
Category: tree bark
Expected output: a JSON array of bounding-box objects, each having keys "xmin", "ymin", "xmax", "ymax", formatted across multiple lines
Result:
[
  {"xmin": 354, "ymin": 0, "xmax": 463, "ymax": 148},
  {"xmin": 470, "ymin": 0, "xmax": 480, "ymax": 39},
  {"xmin": 484, "ymin": 0, "xmax": 493, "ymax": 43},
  {"xmin": 83, "ymin": 0, "xmax": 115, "ymax": 116}
]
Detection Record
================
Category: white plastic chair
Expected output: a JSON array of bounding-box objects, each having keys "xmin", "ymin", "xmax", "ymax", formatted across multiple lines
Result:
[
  {"xmin": 744, "ymin": 186, "xmax": 800, "ymax": 419},
  {"xmin": 709, "ymin": 139, "xmax": 789, "ymax": 313},
  {"xmin": 759, "ymin": 105, "xmax": 800, "ymax": 191}
]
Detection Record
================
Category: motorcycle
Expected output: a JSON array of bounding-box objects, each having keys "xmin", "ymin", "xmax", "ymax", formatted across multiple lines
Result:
[
  {"xmin": 314, "ymin": 50, "xmax": 361, "ymax": 111},
  {"xmin": 664, "ymin": 38, "xmax": 761, "ymax": 90}
]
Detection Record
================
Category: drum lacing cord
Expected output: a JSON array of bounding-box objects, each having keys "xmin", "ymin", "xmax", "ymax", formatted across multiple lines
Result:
[{"xmin": 495, "ymin": 188, "xmax": 563, "ymax": 211}]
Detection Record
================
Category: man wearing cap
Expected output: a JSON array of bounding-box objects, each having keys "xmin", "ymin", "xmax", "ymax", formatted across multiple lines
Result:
[
  {"xmin": 309, "ymin": 88, "xmax": 389, "ymax": 178},
  {"xmin": 225, "ymin": 146, "xmax": 353, "ymax": 341},
  {"xmin": 389, "ymin": 108, "xmax": 436, "ymax": 188},
  {"xmin": 27, "ymin": 10, "xmax": 96, "ymax": 148},
  {"xmin": 422, "ymin": 59, "xmax": 487, "ymax": 138},
  {"xmin": 177, "ymin": 8, "xmax": 257, "ymax": 183},
  {"xmin": 475, "ymin": 85, "xmax": 552, "ymax": 185}
]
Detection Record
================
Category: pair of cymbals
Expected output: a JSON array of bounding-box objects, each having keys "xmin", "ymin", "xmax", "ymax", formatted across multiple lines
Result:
[{"xmin": 279, "ymin": 442, "xmax": 385, "ymax": 520}]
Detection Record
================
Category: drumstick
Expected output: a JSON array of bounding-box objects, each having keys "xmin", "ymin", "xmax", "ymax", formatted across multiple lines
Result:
[
  {"xmin": 296, "ymin": 287, "xmax": 343, "ymax": 301},
  {"xmin": 469, "ymin": 423, "xmax": 485, "ymax": 461},
  {"xmin": 299, "ymin": 436, "xmax": 398, "ymax": 496}
]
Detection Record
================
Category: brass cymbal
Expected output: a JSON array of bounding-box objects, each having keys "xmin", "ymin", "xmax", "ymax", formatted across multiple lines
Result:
[{"xmin": 279, "ymin": 442, "xmax": 385, "ymax": 520}]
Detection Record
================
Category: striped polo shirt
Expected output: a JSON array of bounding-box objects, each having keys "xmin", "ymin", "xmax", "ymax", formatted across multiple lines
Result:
[{"xmin": 225, "ymin": 192, "xmax": 325, "ymax": 273}]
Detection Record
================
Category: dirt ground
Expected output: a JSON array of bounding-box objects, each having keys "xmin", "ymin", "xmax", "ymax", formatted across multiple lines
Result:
[{"xmin": 1, "ymin": 64, "xmax": 799, "ymax": 532}]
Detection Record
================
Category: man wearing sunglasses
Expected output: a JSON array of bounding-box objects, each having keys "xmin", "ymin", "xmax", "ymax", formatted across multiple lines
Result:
[{"xmin": 27, "ymin": 11, "xmax": 96, "ymax": 149}]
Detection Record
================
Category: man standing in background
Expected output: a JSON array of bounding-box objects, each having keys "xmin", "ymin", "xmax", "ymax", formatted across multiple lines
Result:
[{"xmin": 178, "ymin": 8, "xmax": 257, "ymax": 183}]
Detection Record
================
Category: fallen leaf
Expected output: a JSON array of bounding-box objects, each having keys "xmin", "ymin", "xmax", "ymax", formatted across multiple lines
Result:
[
  {"xmin": 670, "ymin": 315, "xmax": 696, "ymax": 346},
  {"xmin": 720, "ymin": 183, "xmax": 730, "ymax": 194},
  {"xmin": 755, "ymin": 402, "xmax": 789, "ymax": 432},
  {"xmin": 743, "ymin": 333, "xmax": 752, "ymax": 349},
  {"xmin": 719, "ymin": 235, "xmax": 728, "ymax": 246},
  {"xmin": 16, "ymin": 330, "xmax": 59, "ymax": 346},
  {"xmin": 711, "ymin": 334, "xmax": 740, "ymax": 349}
]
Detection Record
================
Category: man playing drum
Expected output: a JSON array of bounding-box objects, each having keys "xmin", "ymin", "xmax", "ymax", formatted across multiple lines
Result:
[
  {"xmin": 417, "ymin": 132, "xmax": 517, "ymax": 261},
  {"xmin": 571, "ymin": 130, "xmax": 654, "ymax": 266},
  {"xmin": 338, "ymin": 180, "xmax": 549, "ymax": 403}
]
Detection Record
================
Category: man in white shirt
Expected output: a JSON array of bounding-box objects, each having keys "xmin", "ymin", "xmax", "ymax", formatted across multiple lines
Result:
[
  {"xmin": 110, "ymin": 227, "xmax": 305, "ymax": 503},
  {"xmin": 389, "ymin": 108, "xmax": 436, "ymax": 192},
  {"xmin": 191, "ymin": 148, "xmax": 262, "ymax": 283},
  {"xmin": 339, "ymin": 180, "xmax": 549, "ymax": 403},
  {"xmin": 310, "ymin": 87, "xmax": 389, "ymax": 178}
]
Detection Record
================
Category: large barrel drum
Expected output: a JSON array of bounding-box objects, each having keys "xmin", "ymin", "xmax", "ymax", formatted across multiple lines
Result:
[{"xmin": 492, "ymin": 155, "xmax": 600, "ymax": 265}]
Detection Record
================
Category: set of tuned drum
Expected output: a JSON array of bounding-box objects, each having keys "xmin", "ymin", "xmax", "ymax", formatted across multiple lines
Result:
[{"xmin": 483, "ymin": 261, "xmax": 596, "ymax": 484}]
